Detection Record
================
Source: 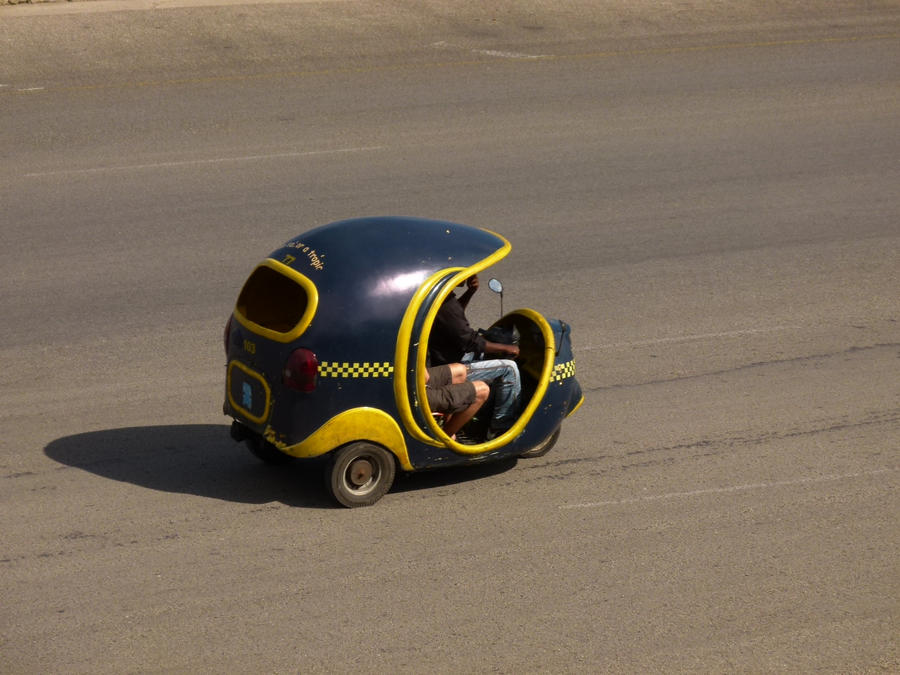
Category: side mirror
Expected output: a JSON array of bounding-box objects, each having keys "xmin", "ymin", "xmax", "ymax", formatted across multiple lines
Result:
[{"xmin": 488, "ymin": 278, "xmax": 504, "ymax": 316}]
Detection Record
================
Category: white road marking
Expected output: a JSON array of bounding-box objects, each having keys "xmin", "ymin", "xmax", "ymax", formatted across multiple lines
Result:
[
  {"xmin": 471, "ymin": 48, "xmax": 548, "ymax": 60},
  {"xmin": 560, "ymin": 468, "xmax": 894, "ymax": 509},
  {"xmin": 578, "ymin": 326, "xmax": 793, "ymax": 351},
  {"xmin": 431, "ymin": 41, "xmax": 547, "ymax": 60},
  {"xmin": 24, "ymin": 145, "xmax": 385, "ymax": 177}
]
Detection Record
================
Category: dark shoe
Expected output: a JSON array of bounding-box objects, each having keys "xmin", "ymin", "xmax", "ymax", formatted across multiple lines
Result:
[
  {"xmin": 454, "ymin": 430, "xmax": 480, "ymax": 445},
  {"xmin": 486, "ymin": 426, "xmax": 511, "ymax": 441}
]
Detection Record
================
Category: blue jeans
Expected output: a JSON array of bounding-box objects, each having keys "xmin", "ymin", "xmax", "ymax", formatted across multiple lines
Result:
[{"xmin": 464, "ymin": 358, "xmax": 521, "ymax": 431}]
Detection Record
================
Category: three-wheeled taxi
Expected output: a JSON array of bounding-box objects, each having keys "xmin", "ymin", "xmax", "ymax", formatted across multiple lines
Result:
[{"xmin": 224, "ymin": 217, "xmax": 582, "ymax": 507}]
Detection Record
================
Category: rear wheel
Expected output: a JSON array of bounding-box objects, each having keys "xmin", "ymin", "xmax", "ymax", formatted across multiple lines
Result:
[
  {"xmin": 327, "ymin": 442, "xmax": 396, "ymax": 508},
  {"xmin": 519, "ymin": 427, "xmax": 561, "ymax": 459}
]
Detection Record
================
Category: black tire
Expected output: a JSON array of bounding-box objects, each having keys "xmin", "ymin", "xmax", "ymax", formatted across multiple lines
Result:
[
  {"xmin": 246, "ymin": 436, "xmax": 294, "ymax": 465},
  {"xmin": 327, "ymin": 442, "xmax": 396, "ymax": 508},
  {"xmin": 519, "ymin": 427, "xmax": 561, "ymax": 459}
]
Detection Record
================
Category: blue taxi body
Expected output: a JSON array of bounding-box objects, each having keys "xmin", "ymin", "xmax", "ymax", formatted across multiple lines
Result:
[{"xmin": 224, "ymin": 217, "xmax": 582, "ymax": 506}]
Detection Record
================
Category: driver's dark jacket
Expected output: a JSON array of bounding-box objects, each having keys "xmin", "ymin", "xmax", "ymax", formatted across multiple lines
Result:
[{"xmin": 428, "ymin": 294, "xmax": 486, "ymax": 365}]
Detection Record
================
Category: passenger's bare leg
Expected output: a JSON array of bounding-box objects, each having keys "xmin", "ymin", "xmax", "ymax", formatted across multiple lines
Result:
[{"xmin": 444, "ymin": 380, "xmax": 489, "ymax": 437}]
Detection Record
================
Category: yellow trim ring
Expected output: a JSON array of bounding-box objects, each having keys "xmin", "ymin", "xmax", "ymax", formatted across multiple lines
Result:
[
  {"xmin": 393, "ymin": 268, "xmax": 466, "ymax": 446},
  {"xmin": 426, "ymin": 307, "xmax": 558, "ymax": 454},
  {"xmin": 394, "ymin": 231, "xmax": 512, "ymax": 449},
  {"xmin": 226, "ymin": 360, "xmax": 273, "ymax": 425},
  {"xmin": 232, "ymin": 258, "xmax": 319, "ymax": 344}
]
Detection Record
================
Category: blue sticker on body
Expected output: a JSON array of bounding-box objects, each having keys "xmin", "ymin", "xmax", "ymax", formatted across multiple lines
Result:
[{"xmin": 242, "ymin": 382, "xmax": 253, "ymax": 409}]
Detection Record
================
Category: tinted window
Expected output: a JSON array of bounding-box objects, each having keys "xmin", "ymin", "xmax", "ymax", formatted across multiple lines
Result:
[{"xmin": 236, "ymin": 265, "xmax": 309, "ymax": 334}]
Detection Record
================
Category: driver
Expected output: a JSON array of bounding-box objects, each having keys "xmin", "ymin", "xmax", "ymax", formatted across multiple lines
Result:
[{"xmin": 429, "ymin": 275, "xmax": 521, "ymax": 438}]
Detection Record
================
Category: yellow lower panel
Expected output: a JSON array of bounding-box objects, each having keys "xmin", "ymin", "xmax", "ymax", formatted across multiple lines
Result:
[{"xmin": 264, "ymin": 407, "xmax": 412, "ymax": 471}]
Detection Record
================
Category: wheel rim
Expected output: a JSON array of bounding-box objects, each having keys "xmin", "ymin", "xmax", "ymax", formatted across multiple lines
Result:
[
  {"xmin": 330, "ymin": 442, "xmax": 396, "ymax": 507},
  {"xmin": 345, "ymin": 457, "xmax": 378, "ymax": 493}
]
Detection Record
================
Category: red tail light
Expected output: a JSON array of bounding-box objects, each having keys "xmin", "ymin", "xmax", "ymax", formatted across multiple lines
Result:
[
  {"xmin": 224, "ymin": 315, "xmax": 233, "ymax": 355},
  {"xmin": 283, "ymin": 348, "xmax": 318, "ymax": 392}
]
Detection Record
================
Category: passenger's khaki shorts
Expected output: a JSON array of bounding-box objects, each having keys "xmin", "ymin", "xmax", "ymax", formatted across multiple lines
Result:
[{"xmin": 426, "ymin": 365, "xmax": 475, "ymax": 413}]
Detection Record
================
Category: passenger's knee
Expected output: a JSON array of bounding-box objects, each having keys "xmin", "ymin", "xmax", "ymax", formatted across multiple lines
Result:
[
  {"xmin": 473, "ymin": 380, "xmax": 490, "ymax": 402},
  {"xmin": 449, "ymin": 362, "xmax": 467, "ymax": 383}
]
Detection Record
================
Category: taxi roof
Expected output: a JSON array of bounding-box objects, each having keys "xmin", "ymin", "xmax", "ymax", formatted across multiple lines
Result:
[
  {"xmin": 270, "ymin": 216, "xmax": 509, "ymax": 285},
  {"xmin": 261, "ymin": 217, "xmax": 511, "ymax": 341}
]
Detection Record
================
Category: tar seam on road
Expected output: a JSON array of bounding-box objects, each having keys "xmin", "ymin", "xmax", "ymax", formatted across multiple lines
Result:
[
  {"xmin": 2, "ymin": 32, "xmax": 897, "ymax": 96},
  {"xmin": 23, "ymin": 146, "xmax": 386, "ymax": 178},
  {"xmin": 560, "ymin": 468, "xmax": 895, "ymax": 509},
  {"xmin": 578, "ymin": 326, "xmax": 795, "ymax": 351}
]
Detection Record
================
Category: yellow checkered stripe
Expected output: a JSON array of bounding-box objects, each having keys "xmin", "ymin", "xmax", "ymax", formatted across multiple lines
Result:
[
  {"xmin": 551, "ymin": 359, "xmax": 576, "ymax": 383},
  {"xmin": 318, "ymin": 361, "xmax": 394, "ymax": 379}
]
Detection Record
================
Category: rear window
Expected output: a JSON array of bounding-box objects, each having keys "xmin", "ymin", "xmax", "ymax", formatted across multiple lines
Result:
[{"xmin": 235, "ymin": 263, "xmax": 315, "ymax": 338}]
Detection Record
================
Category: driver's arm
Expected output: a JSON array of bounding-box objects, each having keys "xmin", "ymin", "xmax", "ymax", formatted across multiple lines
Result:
[
  {"xmin": 458, "ymin": 275, "xmax": 479, "ymax": 310},
  {"xmin": 484, "ymin": 340, "xmax": 519, "ymax": 359}
]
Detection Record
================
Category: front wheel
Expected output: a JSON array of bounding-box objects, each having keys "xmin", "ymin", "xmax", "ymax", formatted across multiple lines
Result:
[
  {"xmin": 519, "ymin": 427, "xmax": 561, "ymax": 459},
  {"xmin": 327, "ymin": 442, "xmax": 396, "ymax": 508}
]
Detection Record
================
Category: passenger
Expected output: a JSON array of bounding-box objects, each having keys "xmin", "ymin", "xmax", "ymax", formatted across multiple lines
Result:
[
  {"xmin": 429, "ymin": 275, "xmax": 521, "ymax": 437},
  {"xmin": 425, "ymin": 365, "xmax": 489, "ymax": 440}
]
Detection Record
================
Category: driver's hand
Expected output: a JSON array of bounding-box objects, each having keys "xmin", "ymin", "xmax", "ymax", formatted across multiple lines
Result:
[{"xmin": 466, "ymin": 275, "xmax": 480, "ymax": 292}]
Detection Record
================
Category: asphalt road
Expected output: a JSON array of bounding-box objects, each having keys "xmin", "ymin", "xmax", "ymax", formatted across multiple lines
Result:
[{"xmin": 2, "ymin": 1, "xmax": 898, "ymax": 672}]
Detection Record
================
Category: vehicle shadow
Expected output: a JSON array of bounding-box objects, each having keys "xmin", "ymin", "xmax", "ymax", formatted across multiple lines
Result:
[
  {"xmin": 44, "ymin": 424, "xmax": 334, "ymax": 509},
  {"xmin": 44, "ymin": 425, "xmax": 519, "ymax": 508}
]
